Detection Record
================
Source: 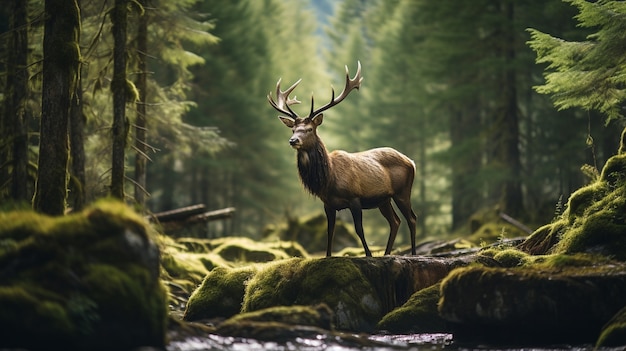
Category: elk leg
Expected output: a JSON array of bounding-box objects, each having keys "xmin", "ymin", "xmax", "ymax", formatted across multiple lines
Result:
[
  {"xmin": 324, "ymin": 204, "xmax": 336, "ymax": 257},
  {"xmin": 348, "ymin": 199, "xmax": 372, "ymax": 257},
  {"xmin": 393, "ymin": 195, "xmax": 418, "ymax": 255},
  {"xmin": 379, "ymin": 199, "xmax": 400, "ymax": 255}
]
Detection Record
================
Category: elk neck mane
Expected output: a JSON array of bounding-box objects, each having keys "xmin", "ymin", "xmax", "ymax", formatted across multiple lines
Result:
[{"xmin": 297, "ymin": 138, "xmax": 330, "ymax": 196}]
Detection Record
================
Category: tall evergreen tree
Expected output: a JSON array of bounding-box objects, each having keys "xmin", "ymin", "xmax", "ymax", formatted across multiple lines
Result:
[
  {"xmin": 110, "ymin": 0, "xmax": 134, "ymax": 199},
  {"xmin": 33, "ymin": 0, "xmax": 81, "ymax": 215},
  {"xmin": 2, "ymin": 0, "xmax": 29, "ymax": 202},
  {"xmin": 134, "ymin": 0, "xmax": 149, "ymax": 208}
]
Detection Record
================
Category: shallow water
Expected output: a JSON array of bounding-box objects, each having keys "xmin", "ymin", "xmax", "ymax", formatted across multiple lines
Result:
[{"xmin": 166, "ymin": 333, "xmax": 621, "ymax": 351}]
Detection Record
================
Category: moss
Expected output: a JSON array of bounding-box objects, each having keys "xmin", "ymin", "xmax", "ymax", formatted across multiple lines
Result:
[
  {"xmin": 376, "ymin": 283, "xmax": 445, "ymax": 333},
  {"xmin": 600, "ymin": 154, "xmax": 626, "ymax": 187},
  {"xmin": 597, "ymin": 305, "xmax": 626, "ymax": 347},
  {"xmin": 242, "ymin": 257, "xmax": 382, "ymax": 331},
  {"xmin": 439, "ymin": 261, "xmax": 626, "ymax": 344},
  {"xmin": 492, "ymin": 248, "xmax": 531, "ymax": 267},
  {"xmin": 529, "ymin": 253, "xmax": 611, "ymax": 268},
  {"xmin": 211, "ymin": 237, "xmax": 292, "ymax": 263},
  {"xmin": 554, "ymin": 184, "xmax": 626, "ymax": 260},
  {"xmin": 218, "ymin": 303, "xmax": 334, "ymax": 331},
  {"xmin": 184, "ymin": 265, "xmax": 259, "ymax": 321},
  {"xmin": 0, "ymin": 200, "xmax": 167, "ymax": 350},
  {"xmin": 566, "ymin": 181, "xmax": 608, "ymax": 220}
]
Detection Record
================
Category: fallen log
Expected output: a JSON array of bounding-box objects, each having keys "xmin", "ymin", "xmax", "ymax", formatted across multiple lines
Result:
[{"xmin": 149, "ymin": 204, "xmax": 207, "ymax": 223}]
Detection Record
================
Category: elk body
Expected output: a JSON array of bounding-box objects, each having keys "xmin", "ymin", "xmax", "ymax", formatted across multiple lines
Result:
[{"xmin": 268, "ymin": 62, "xmax": 418, "ymax": 257}]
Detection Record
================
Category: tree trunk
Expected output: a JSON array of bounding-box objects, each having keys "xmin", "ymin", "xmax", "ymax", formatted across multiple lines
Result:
[
  {"xmin": 134, "ymin": 0, "xmax": 148, "ymax": 208},
  {"xmin": 488, "ymin": 0, "xmax": 523, "ymax": 217},
  {"xmin": 69, "ymin": 74, "xmax": 86, "ymax": 211},
  {"xmin": 450, "ymin": 109, "xmax": 482, "ymax": 230},
  {"xmin": 3, "ymin": 0, "xmax": 29, "ymax": 202},
  {"xmin": 33, "ymin": 0, "xmax": 81, "ymax": 215},
  {"xmin": 110, "ymin": 0, "xmax": 129, "ymax": 199}
]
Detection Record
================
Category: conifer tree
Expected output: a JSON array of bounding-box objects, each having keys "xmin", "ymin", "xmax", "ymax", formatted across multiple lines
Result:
[
  {"xmin": 528, "ymin": 0, "xmax": 626, "ymax": 152},
  {"xmin": 33, "ymin": 0, "xmax": 81, "ymax": 215}
]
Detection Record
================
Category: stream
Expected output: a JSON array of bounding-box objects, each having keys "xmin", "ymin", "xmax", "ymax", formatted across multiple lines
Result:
[{"xmin": 166, "ymin": 333, "xmax": 621, "ymax": 351}]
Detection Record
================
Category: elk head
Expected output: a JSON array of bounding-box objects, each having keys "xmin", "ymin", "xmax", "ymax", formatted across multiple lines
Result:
[{"xmin": 268, "ymin": 61, "xmax": 363, "ymax": 149}]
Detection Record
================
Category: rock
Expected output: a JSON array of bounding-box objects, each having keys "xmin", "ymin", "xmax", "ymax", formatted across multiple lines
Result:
[
  {"xmin": 597, "ymin": 305, "xmax": 626, "ymax": 347},
  {"xmin": 215, "ymin": 303, "xmax": 334, "ymax": 339},
  {"xmin": 184, "ymin": 265, "xmax": 259, "ymax": 321},
  {"xmin": 376, "ymin": 283, "xmax": 446, "ymax": 333},
  {"xmin": 239, "ymin": 255, "xmax": 491, "ymax": 332},
  {"xmin": 519, "ymin": 154, "xmax": 626, "ymax": 260},
  {"xmin": 0, "ymin": 200, "xmax": 167, "ymax": 350},
  {"xmin": 438, "ymin": 259, "xmax": 626, "ymax": 344}
]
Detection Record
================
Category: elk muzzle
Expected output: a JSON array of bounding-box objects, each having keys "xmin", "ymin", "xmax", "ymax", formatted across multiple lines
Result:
[{"xmin": 289, "ymin": 137, "xmax": 301, "ymax": 149}]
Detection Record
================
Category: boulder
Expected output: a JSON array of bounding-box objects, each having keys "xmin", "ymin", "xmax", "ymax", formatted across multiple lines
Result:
[
  {"xmin": 439, "ymin": 259, "xmax": 626, "ymax": 344},
  {"xmin": 0, "ymin": 200, "xmax": 167, "ymax": 350},
  {"xmin": 240, "ymin": 255, "xmax": 490, "ymax": 332},
  {"xmin": 184, "ymin": 265, "xmax": 259, "ymax": 321}
]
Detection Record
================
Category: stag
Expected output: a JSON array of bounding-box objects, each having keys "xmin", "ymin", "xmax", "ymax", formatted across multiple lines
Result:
[{"xmin": 268, "ymin": 62, "xmax": 417, "ymax": 257}]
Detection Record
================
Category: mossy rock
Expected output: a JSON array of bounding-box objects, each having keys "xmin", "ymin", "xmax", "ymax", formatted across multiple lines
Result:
[
  {"xmin": 0, "ymin": 200, "xmax": 167, "ymax": 350},
  {"xmin": 597, "ymin": 305, "xmax": 626, "ymax": 347},
  {"xmin": 521, "ymin": 164, "xmax": 626, "ymax": 259},
  {"xmin": 566, "ymin": 181, "xmax": 609, "ymax": 220},
  {"xmin": 212, "ymin": 237, "xmax": 291, "ymax": 263},
  {"xmin": 242, "ymin": 257, "xmax": 383, "ymax": 331},
  {"xmin": 600, "ymin": 153, "xmax": 626, "ymax": 187},
  {"xmin": 215, "ymin": 303, "xmax": 334, "ymax": 340},
  {"xmin": 376, "ymin": 283, "xmax": 445, "ymax": 333},
  {"xmin": 238, "ymin": 255, "xmax": 484, "ymax": 332},
  {"xmin": 439, "ymin": 259, "xmax": 626, "ymax": 344},
  {"xmin": 184, "ymin": 265, "xmax": 260, "ymax": 321}
]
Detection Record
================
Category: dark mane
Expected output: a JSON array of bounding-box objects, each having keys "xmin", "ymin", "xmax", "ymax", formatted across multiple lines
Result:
[{"xmin": 297, "ymin": 139, "xmax": 329, "ymax": 196}]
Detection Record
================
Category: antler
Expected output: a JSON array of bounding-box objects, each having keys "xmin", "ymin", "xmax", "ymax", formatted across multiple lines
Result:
[
  {"xmin": 268, "ymin": 78, "xmax": 302, "ymax": 120},
  {"xmin": 308, "ymin": 61, "xmax": 363, "ymax": 118}
]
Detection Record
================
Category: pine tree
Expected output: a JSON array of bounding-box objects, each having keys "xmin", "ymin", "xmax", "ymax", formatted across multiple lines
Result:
[
  {"xmin": 33, "ymin": 0, "xmax": 81, "ymax": 215},
  {"xmin": 528, "ymin": 0, "xmax": 626, "ymax": 152}
]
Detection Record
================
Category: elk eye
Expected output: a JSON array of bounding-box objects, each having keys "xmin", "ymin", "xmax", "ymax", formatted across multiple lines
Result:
[{"xmin": 305, "ymin": 128, "xmax": 313, "ymax": 133}]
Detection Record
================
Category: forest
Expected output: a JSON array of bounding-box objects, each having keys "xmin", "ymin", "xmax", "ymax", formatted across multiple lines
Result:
[{"xmin": 1, "ymin": 0, "xmax": 625, "ymax": 244}]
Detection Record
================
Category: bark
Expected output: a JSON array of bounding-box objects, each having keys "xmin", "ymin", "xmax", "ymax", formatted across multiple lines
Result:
[
  {"xmin": 490, "ymin": 1, "xmax": 523, "ymax": 217},
  {"xmin": 3, "ymin": 0, "xmax": 29, "ymax": 201},
  {"xmin": 134, "ymin": 0, "xmax": 148, "ymax": 207},
  {"xmin": 33, "ymin": 0, "xmax": 80, "ymax": 215},
  {"xmin": 449, "ymin": 108, "xmax": 482, "ymax": 230},
  {"xmin": 69, "ymin": 75, "xmax": 86, "ymax": 210},
  {"xmin": 110, "ymin": 0, "xmax": 129, "ymax": 199}
]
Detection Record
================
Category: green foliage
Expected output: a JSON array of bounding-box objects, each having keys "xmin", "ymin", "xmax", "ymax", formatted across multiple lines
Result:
[{"xmin": 528, "ymin": 0, "xmax": 626, "ymax": 121}]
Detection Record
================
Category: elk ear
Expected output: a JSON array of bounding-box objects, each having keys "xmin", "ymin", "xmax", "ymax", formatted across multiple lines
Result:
[
  {"xmin": 312, "ymin": 113, "xmax": 323, "ymax": 126},
  {"xmin": 278, "ymin": 116, "xmax": 295, "ymax": 128}
]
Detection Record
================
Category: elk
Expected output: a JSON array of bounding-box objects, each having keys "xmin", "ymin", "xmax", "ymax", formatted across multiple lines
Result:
[{"xmin": 268, "ymin": 62, "xmax": 417, "ymax": 257}]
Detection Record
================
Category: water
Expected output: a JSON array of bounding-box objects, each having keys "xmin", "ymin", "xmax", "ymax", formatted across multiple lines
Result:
[{"xmin": 166, "ymin": 333, "xmax": 621, "ymax": 351}]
